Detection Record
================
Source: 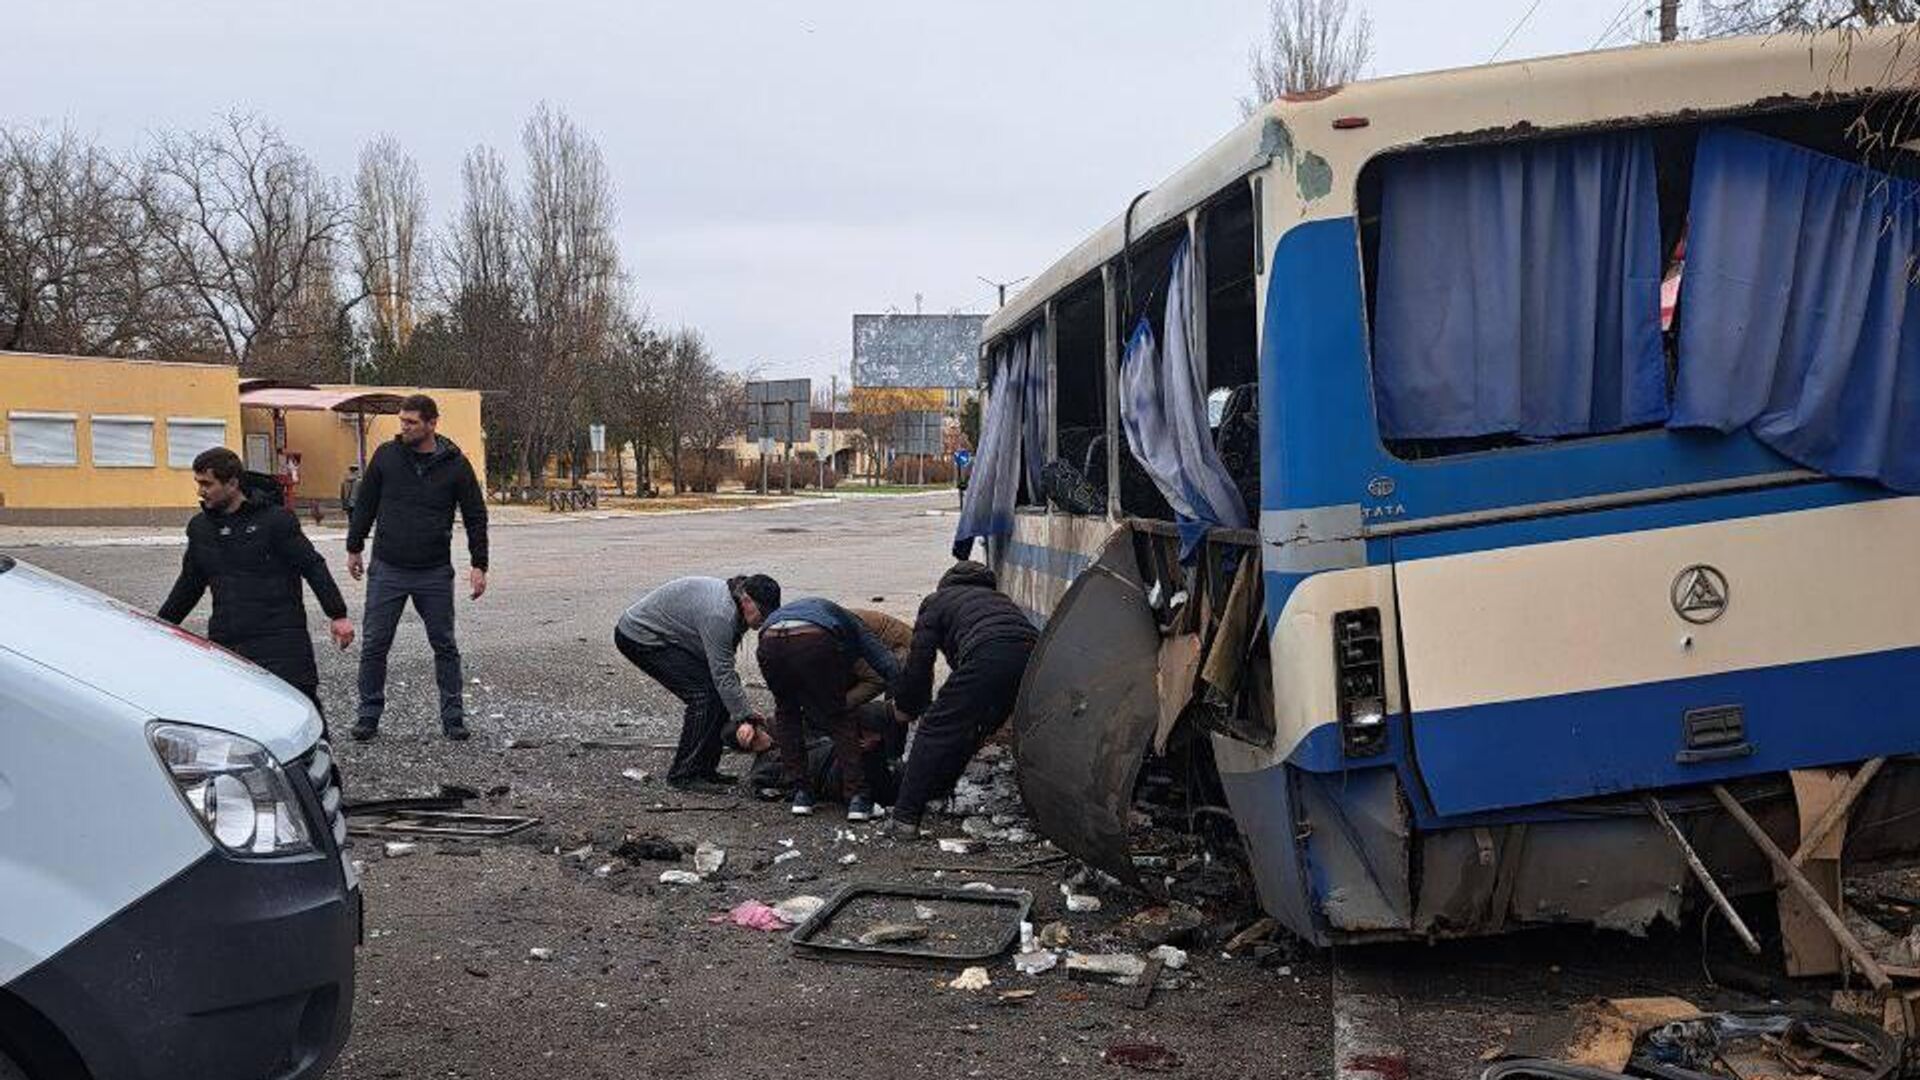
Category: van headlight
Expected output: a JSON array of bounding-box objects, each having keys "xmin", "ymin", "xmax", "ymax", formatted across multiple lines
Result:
[{"xmin": 148, "ymin": 723, "xmax": 313, "ymax": 857}]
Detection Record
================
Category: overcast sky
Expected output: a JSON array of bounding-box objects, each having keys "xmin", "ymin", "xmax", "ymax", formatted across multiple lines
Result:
[{"xmin": 11, "ymin": 1, "xmax": 1649, "ymax": 386}]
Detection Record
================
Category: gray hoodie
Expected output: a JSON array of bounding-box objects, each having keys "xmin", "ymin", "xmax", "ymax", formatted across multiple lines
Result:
[{"xmin": 617, "ymin": 576, "xmax": 752, "ymax": 720}]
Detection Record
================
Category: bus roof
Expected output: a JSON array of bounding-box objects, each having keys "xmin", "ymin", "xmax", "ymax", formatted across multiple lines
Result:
[{"xmin": 982, "ymin": 28, "xmax": 1913, "ymax": 345}]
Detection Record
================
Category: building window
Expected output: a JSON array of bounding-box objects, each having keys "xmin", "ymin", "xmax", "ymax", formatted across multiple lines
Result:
[
  {"xmin": 166, "ymin": 418, "xmax": 228, "ymax": 469},
  {"xmin": 8, "ymin": 412, "xmax": 79, "ymax": 467},
  {"xmin": 91, "ymin": 416, "xmax": 156, "ymax": 468}
]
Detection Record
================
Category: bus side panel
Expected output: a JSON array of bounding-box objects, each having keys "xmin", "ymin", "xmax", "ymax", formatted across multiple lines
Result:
[
  {"xmin": 993, "ymin": 512, "xmax": 1112, "ymax": 625},
  {"xmin": 1398, "ymin": 495, "xmax": 1920, "ymax": 817}
]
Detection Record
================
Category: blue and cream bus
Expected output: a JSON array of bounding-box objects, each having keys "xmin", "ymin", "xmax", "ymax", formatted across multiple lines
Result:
[{"xmin": 960, "ymin": 30, "xmax": 1920, "ymax": 946}]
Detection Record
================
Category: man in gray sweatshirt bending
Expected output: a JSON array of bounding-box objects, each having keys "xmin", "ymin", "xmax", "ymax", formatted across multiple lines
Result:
[{"xmin": 615, "ymin": 574, "xmax": 781, "ymax": 791}]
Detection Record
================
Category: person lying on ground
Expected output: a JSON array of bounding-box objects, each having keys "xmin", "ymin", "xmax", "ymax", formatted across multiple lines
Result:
[
  {"xmin": 888, "ymin": 560, "xmax": 1038, "ymax": 841},
  {"xmin": 736, "ymin": 700, "xmax": 906, "ymax": 809},
  {"xmin": 755, "ymin": 598, "xmax": 903, "ymax": 821},
  {"xmin": 615, "ymin": 573, "xmax": 780, "ymax": 792}
]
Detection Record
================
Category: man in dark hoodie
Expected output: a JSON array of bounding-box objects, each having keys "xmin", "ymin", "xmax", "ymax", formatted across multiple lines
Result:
[
  {"xmin": 160, "ymin": 447, "xmax": 355, "ymax": 714},
  {"xmin": 344, "ymin": 393, "xmax": 490, "ymax": 742},
  {"xmin": 889, "ymin": 561, "xmax": 1038, "ymax": 839}
]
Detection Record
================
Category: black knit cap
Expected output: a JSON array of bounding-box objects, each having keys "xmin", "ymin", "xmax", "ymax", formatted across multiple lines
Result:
[{"xmin": 737, "ymin": 574, "xmax": 782, "ymax": 615}]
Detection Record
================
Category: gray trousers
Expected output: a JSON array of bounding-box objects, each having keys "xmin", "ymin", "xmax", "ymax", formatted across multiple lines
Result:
[{"xmin": 357, "ymin": 558, "xmax": 465, "ymax": 726}]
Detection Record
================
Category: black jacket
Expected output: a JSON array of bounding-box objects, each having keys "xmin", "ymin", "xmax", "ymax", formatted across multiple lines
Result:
[
  {"xmin": 159, "ymin": 489, "xmax": 348, "ymax": 688},
  {"xmin": 895, "ymin": 561, "xmax": 1039, "ymax": 717},
  {"xmin": 345, "ymin": 435, "xmax": 489, "ymax": 571}
]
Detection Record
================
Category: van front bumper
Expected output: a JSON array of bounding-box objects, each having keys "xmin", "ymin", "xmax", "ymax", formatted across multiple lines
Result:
[{"xmin": 10, "ymin": 846, "xmax": 358, "ymax": 1080}]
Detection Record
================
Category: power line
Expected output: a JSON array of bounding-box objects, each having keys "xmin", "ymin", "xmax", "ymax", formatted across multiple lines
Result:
[
  {"xmin": 1590, "ymin": 0, "xmax": 1637, "ymax": 48},
  {"xmin": 1489, "ymin": 0, "xmax": 1551, "ymax": 62}
]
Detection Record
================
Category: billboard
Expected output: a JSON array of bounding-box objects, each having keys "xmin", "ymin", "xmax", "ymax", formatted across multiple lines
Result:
[
  {"xmin": 745, "ymin": 379, "xmax": 812, "ymax": 442},
  {"xmin": 852, "ymin": 313, "xmax": 987, "ymax": 389}
]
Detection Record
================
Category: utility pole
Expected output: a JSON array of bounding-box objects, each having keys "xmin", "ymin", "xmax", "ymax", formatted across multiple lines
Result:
[
  {"xmin": 978, "ymin": 274, "xmax": 1030, "ymax": 309},
  {"xmin": 1659, "ymin": 0, "xmax": 1679, "ymax": 41}
]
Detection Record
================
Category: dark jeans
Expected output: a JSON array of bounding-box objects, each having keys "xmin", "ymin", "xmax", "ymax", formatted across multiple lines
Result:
[
  {"xmin": 616, "ymin": 629, "xmax": 729, "ymax": 783},
  {"xmin": 757, "ymin": 629, "xmax": 868, "ymax": 799},
  {"xmin": 894, "ymin": 637, "xmax": 1034, "ymax": 823},
  {"xmin": 357, "ymin": 559, "xmax": 464, "ymax": 727}
]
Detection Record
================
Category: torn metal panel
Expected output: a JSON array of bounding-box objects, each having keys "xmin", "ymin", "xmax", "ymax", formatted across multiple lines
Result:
[
  {"xmin": 1153, "ymin": 633, "xmax": 1202, "ymax": 755},
  {"xmin": 1298, "ymin": 769, "xmax": 1411, "ymax": 932},
  {"xmin": 1012, "ymin": 525, "xmax": 1158, "ymax": 890},
  {"xmin": 1218, "ymin": 758, "xmax": 1327, "ymax": 945},
  {"xmin": 1506, "ymin": 817, "xmax": 1685, "ymax": 934}
]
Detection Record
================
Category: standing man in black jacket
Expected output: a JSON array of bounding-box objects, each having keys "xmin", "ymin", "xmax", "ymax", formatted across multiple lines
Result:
[
  {"xmin": 159, "ymin": 447, "xmax": 355, "ymax": 714},
  {"xmin": 888, "ymin": 560, "xmax": 1038, "ymax": 839},
  {"xmin": 344, "ymin": 393, "xmax": 490, "ymax": 742}
]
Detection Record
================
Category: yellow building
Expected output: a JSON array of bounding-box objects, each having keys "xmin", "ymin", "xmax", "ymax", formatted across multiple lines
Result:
[
  {"xmin": 0, "ymin": 351, "xmax": 242, "ymax": 524},
  {"xmin": 239, "ymin": 383, "xmax": 487, "ymax": 513}
]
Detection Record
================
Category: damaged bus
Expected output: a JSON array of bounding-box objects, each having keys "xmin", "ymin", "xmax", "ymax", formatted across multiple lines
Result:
[{"xmin": 959, "ymin": 30, "xmax": 1920, "ymax": 952}]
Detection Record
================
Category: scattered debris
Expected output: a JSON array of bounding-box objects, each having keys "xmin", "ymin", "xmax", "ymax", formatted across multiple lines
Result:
[
  {"xmin": 383, "ymin": 841, "xmax": 418, "ymax": 858},
  {"xmin": 693, "ymin": 842, "xmax": 726, "ymax": 876},
  {"xmin": 1148, "ymin": 945, "xmax": 1188, "ymax": 971},
  {"xmin": 592, "ymin": 863, "xmax": 616, "ymax": 878},
  {"xmin": 620, "ymin": 768, "xmax": 651, "ymax": 783},
  {"xmin": 1562, "ymin": 998, "xmax": 1703, "ymax": 1072},
  {"xmin": 503, "ymin": 737, "xmax": 544, "ymax": 750},
  {"xmin": 351, "ymin": 809, "xmax": 540, "ymax": 840},
  {"xmin": 939, "ymin": 838, "xmax": 982, "ymax": 855},
  {"xmin": 659, "ymin": 869, "xmax": 703, "ymax": 886},
  {"xmin": 998, "ymin": 989, "xmax": 1037, "ymax": 1003},
  {"xmin": 773, "ymin": 849, "xmax": 803, "ymax": 864},
  {"xmin": 528, "ymin": 947, "xmax": 555, "ymax": 962},
  {"xmin": 913, "ymin": 904, "xmax": 939, "ymax": 922},
  {"xmin": 611, "ymin": 835, "xmax": 682, "ymax": 863},
  {"xmin": 1064, "ymin": 892, "xmax": 1102, "ymax": 914},
  {"xmin": 463, "ymin": 964, "xmax": 489, "ymax": 978},
  {"xmin": 949, "ymin": 966, "xmax": 992, "ymax": 992},
  {"xmin": 640, "ymin": 800, "xmax": 740, "ymax": 814},
  {"xmin": 1633, "ymin": 1007, "xmax": 1899, "ymax": 1080},
  {"xmin": 961, "ymin": 882, "xmax": 999, "ymax": 892},
  {"xmin": 709, "ymin": 901, "xmax": 793, "ymax": 932},
  {"xmin": 773, "ymin": 895, "xmax": 827, "ymax": 924},
  {"xmin": 1126, "ymin": 903, "xmax": 1207, "ymax": 948},
  {"xmin": 1224, "ymin": 917, "xmax": 1279, "ymax": 953},
  {"xmin": 1037, "ymin": 922, "xmax": 1071, "ymax": 949},
  {"xmin": 857, "ymin": 923, "xmax": 929, "ymax": 946},
  {"xmin": 1015, "ymin": 950, "xmax": 1060, "ymax": 976},
  {"xmin": 1103, "ymin": 1042, "xmax": 1184, "ymax": 1072},
  {"xmin": 1066, "ymin": 952, "xmax": 1148, "ymax": 986},
  {"xmin": 1130, "ymin": 956, "xmax": 1166, "ymax": 1010},
  {"xmin": 838, "ymin": 852, "xmax": 860, "ymax": 866}
]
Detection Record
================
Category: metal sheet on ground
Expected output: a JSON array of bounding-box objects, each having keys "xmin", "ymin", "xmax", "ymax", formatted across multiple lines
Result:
[{"xmin": 1012, "ymin": 524, "xmax": 1158, "ymax": 890}]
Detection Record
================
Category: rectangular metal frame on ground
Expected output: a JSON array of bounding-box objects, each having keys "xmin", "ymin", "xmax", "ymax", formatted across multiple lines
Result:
[
  {"xmin": 788, "ymin": 882, "xmax": 1032, "ymax": 967},
  {"xmin": 346, "ymin": 809, "xmax": 541, "ymax": 840}
]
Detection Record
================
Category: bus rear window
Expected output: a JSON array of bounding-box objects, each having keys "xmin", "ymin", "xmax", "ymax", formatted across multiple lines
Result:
[{"xmin": 1359, "ymin": 99, "xmax": 1910, "ymax": 465}]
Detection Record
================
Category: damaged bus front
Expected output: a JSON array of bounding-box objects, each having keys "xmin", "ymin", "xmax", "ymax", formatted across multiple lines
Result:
[{"xmin": 966, "ymin": 31, "xmax": 1920, "ymax": 949}]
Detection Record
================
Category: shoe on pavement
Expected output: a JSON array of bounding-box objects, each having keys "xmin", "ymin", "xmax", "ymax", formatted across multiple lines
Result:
[
  {"xmin": 350, "ymin": 721, "xmax": 379, "ymax": 742},
  {"xmin": 668, "ymin": 777, "xmax": 733, "ymax": 795},
  {"xmin": 442, "ymin": 719, "xmax": 471, "ymax": 741},
  {"xmin": 846, "ymin": 796, "xmax": 876, "ymax": 822},
  {"xmin": 791, "ymin": 789, "xmax": 816, "ymax": 816},
  {"xmin": 700, "ymin": 770, "xmax": 739, "ymax": 785},
  {"xmin": 888, "ymin": 817, "xmax": 925, "ymax": 841}
]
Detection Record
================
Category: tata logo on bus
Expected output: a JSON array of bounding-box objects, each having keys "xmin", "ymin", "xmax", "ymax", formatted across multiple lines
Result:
[{"xmin": 1671, "ymin": 565, "xmax": 1730, "ymax": 625}]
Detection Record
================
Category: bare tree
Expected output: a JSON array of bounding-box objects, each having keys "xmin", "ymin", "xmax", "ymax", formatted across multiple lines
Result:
[
  {"xmin": 141, "ymin": 114, "xmax": 359, "ymax": 375},
  {"xmin": 354, "ymin": 134, "xmax": 424, "ymax": 372},
  {"xmin": 1240, "ymin": 0, "xmax": 1374, "ymax": 117},
  {"xmin": 0, "ymin": 127, "xmax": 210, "ymax": 358},
  {"xmin": 434, "ymin": 143, "xmax": 531, "ymax": 481},
  {"xmin": 1698, "ymin": 0, "xmax": 1915, "ymax": 34}
]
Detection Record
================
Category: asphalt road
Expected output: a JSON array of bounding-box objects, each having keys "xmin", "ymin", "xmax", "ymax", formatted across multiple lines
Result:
[{"xmin": 12, "ymin": 493, "xmax": 1817, "ymax": 1080}]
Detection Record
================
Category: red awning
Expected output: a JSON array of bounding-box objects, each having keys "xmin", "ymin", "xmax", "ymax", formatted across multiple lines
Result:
[{"xmin": 239, "ymin": 387, "xmax": 407, "ymax": 414}]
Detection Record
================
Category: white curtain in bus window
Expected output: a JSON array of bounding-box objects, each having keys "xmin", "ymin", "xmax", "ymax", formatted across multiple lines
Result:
[
  {"xmin": 1119, "ymin": 237, "xmax": 1248, "ymax": 557},
  {"xmin": 953, "ymin": 342, "xmax": 1026, "ymax": 558},
  {"xmin": 1671, "ymin": 126, "xmax": 1920, "ymax": 492},
  {"xmin": 1372, "ymin": 131, "xmax": 1669, "ymax": 440},
  {"xmin": 166, "ymin": 418, "xmax": 228, "ymax": 468},
  {"xmin": 7, "ymin": 413, "xmax": 78, "ymax": 466}
]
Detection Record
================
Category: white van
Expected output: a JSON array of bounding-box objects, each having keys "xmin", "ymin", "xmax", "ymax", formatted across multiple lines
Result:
[{"xmin": 0, "ymin": 554, "xmax": 358, "ymax": 1079}]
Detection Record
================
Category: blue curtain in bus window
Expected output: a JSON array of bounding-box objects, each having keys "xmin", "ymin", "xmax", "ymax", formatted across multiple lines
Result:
[
  {"xmin": 1020, "ymin": 323, "xmax": 1049, "ymax": 498},
  {"xmin": 953, "ymin": 342, "xmax": 1026, "ymax": 559},
  {"xmin": 1672, "ymin": 126, "xmax": 1920, "ymax": 491},
  {"xmin": 1373, "ymin": 131, "xmax": 1669, "ymax": 440},
  {"xmin": 1119, "ymin": 237, "xmax": 1249, "ymax": 559}
]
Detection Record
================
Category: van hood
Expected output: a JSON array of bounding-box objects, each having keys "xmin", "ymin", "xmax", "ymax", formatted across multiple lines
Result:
[{"xmin": 0, "ymin": 558, "xmax": 322, "ymax": 763}]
